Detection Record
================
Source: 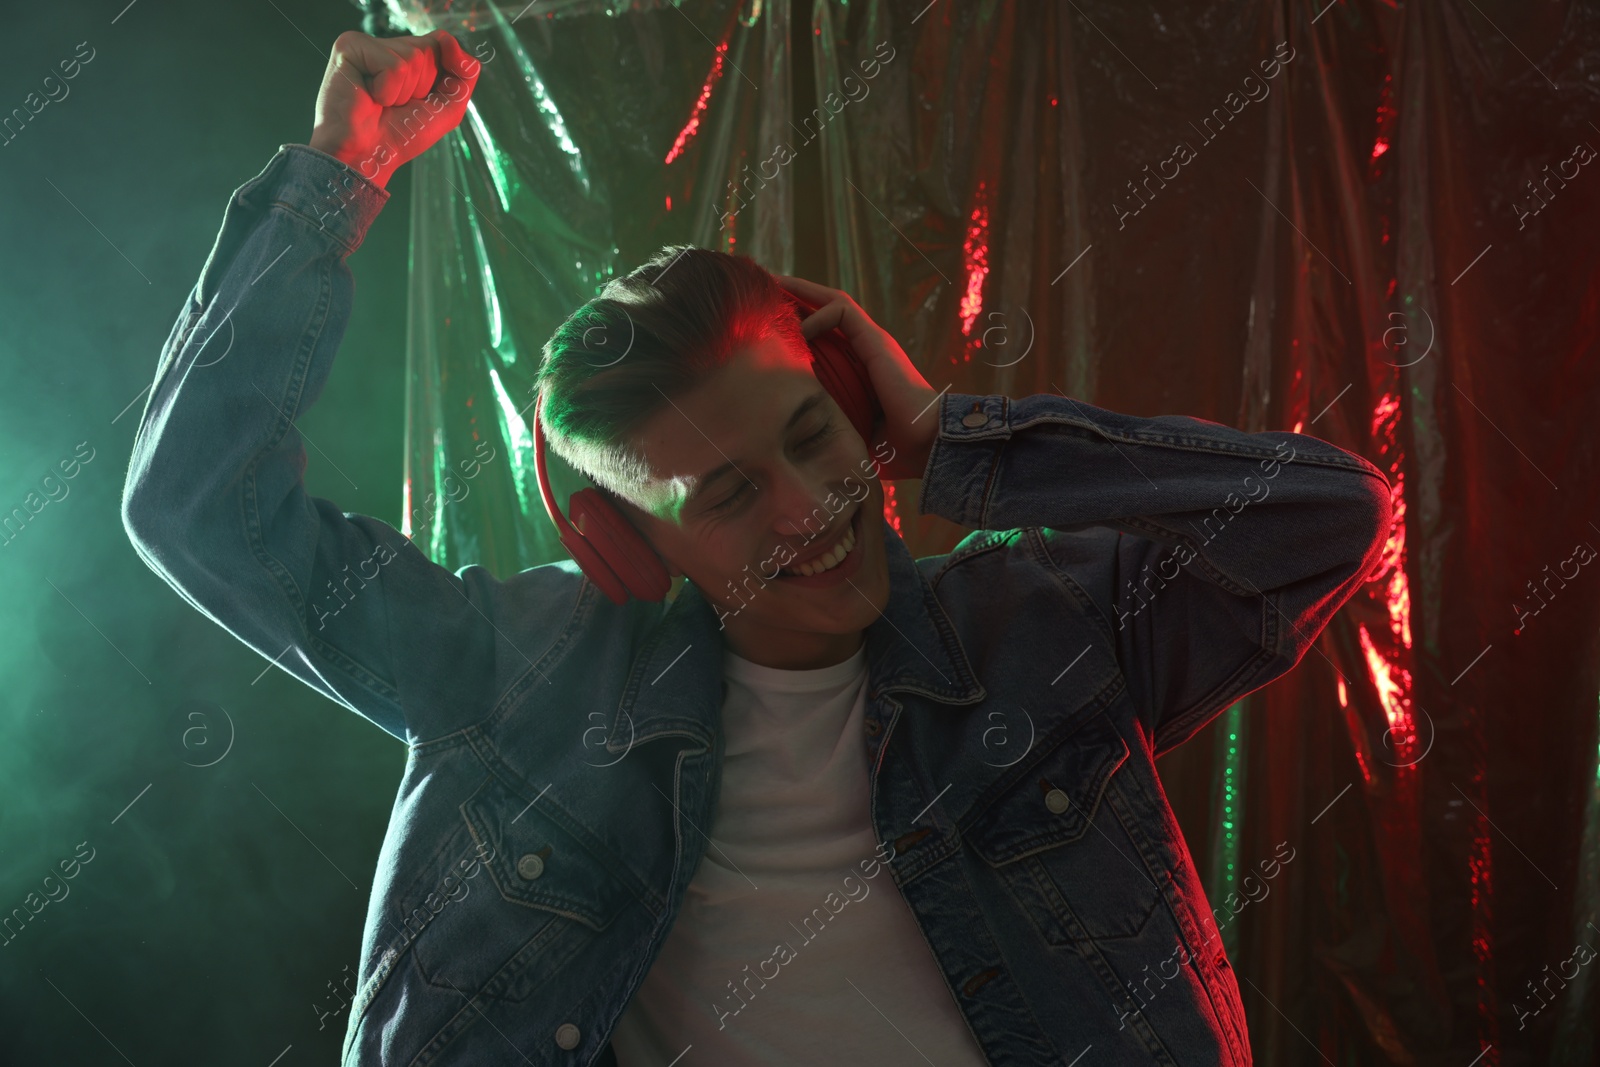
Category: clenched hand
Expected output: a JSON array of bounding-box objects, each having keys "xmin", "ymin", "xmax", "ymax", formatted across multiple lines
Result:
[{"xmin": 308, "ymin": 29, "xmax": 481, "ymax": 190}]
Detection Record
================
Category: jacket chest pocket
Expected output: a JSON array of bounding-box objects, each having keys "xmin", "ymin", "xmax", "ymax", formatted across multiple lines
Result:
[
  {"xmin": 962, "ymin": 709, "xmax": 1166, "ymax": 945},
  {"xmin": 401, "ymin": 773, "xmax": 636, "ymax": 1005}
]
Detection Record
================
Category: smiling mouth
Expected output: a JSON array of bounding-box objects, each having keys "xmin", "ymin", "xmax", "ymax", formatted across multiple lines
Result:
[{"xmin": 777, "ymin": 507, "xmax": 861, "ymax": 578}]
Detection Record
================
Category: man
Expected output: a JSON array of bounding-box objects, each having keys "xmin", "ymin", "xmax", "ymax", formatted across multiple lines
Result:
[{"xmin": 121, "ymin": 29, "xmax": 1391, "ymax": 1066}]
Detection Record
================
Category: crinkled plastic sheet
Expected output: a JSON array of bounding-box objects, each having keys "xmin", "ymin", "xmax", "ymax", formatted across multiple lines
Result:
[{"xmin": 359, "ymin": 0, "xmax": 1600, "ymax": 1062}]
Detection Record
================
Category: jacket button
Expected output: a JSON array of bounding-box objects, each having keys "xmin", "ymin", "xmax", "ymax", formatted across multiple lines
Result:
[
  {"xmin": 1215, "ymin": 951, "xmax": 1229, "ymax": 969},
  {"xmin": 554, "ymin": 1022, "xmax": 581, "ymax": 1049},
  {"xmin": 864, "ymin": 718, "xmax": 881, "ymax": 737},
  {"xmin": 962, "ymin": 410, "xmax": 989, "ymax": 428},
  {"xmin": 517, "ymin": 853, "xmax": 546, "ymax": 880},
  {"xmin": 1044, "ymin": 788, "xmax": 1071, "ymax": 814}
]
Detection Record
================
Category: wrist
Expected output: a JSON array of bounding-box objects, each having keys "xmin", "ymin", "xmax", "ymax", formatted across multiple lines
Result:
[{"xmin": 306, "ymin": 134, "xmax": 395, "ymax": 191}]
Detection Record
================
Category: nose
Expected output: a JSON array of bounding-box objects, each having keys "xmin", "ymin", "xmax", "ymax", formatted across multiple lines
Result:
[{"xmin": 770, "ymin": 466, "xmax": 839, "ymax": 542}]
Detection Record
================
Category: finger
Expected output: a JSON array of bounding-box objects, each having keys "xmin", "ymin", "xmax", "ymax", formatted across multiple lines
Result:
[
  {"xmin": 411, "ymin": 46, "xmax": 439, "ymax": 101},
  {"xmin": 795, "ymin": 299, "xmax": 846, "ymax": 341},
  {"xmin": 369, "ymin": 61, "xmax": 408, "ymax": 107},
  {"xmin": 433, "ymin": 29, "xmax": 481, "ymax": 81},
  {"xmin": 774, "ymin": 274, "xmax": 838, "ymax": 305},
  {"xmin": 394, "ymin": 41, "xmax": 426, "ymax": 104},
  {"xmin": 426, "ymin": 32, "xmax": 481, "ymax": 116},
  {"xmin": 801, "ymin": 297, "xmax": 888, "ymax": 361},
  {"xmin": 360, "ymin": 37, "xmax": 420, "ymax": 106},
  {"xmin": 396, "ymin": 34, "xmax": 443, "ymax": 104},
  {"xmin": 322, "ymin": 33, "xmax": 370, "ymax": 101}
]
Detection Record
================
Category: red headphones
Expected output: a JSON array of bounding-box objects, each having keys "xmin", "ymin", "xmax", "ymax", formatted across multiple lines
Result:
[{"xmin": 532, "ymin": 291, "xmax": 882, "ymax": 605}]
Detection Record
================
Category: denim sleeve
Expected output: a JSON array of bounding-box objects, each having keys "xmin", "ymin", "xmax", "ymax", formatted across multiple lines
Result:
[
  {"xmin": 120, "ymin": 143, "xmax": 509, "ymax": 746},
  {"xmin": 917, "ymin": 391, "xmax": 1393, "ymax": 756}
]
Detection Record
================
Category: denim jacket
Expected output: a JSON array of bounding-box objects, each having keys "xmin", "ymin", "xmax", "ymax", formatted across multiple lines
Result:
[{"xmin": 120, "ymin": 144, "xmax": 1392, "ymax": 1066}]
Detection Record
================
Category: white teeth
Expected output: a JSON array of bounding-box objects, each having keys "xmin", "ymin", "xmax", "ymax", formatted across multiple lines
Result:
[{"xmin": 783, "ymin": 520, "xmax": 856, "ymax": 577}]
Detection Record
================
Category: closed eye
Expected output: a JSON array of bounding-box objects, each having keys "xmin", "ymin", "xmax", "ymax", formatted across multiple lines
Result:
[
  {"xmin": 798, "ymin": 419, "xmax": 836, "ymax": 451},
  {"xmin": 709, "ymin": 483, "xmax": 752, "ymax": 514},
  {"xmin": 706, "ymin": 418, "xmax": 837, "ymax": 514}
]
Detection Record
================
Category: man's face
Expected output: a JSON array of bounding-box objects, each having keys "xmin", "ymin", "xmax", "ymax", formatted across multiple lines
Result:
[{"xmin": 610, "ymin": 332, "xmax": 892, "ymax": 658}]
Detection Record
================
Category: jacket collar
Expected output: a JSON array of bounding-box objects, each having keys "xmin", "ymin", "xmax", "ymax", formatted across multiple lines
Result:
[{"xmin": 605, "ymin": 518, "xmax": 987, "ymax": 753}]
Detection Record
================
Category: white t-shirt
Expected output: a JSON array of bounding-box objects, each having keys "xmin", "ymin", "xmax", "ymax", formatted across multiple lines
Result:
[{"xmin": 609, "ymin": 642, "xmax": 991, "ymax": 1066}]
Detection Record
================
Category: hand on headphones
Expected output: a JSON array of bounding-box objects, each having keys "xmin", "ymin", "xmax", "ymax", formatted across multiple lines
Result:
[{"xmin": 774, "ymin": 275, "xmax": 939, "ymax": 481}]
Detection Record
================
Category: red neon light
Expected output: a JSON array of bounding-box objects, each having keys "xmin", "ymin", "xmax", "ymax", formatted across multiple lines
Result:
[
  {"xmin": 665, "ymin": 41, "xmax": 728, "ymax": 165},
  {"xmin": 960, "ymin": 180, "xmax": 991, "ymax": 361}
]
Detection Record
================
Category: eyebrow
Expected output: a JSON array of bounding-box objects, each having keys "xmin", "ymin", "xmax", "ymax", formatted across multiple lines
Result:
[{"xmin": 685, "ymin": 389, "xmax": 831, "ymax": 511}]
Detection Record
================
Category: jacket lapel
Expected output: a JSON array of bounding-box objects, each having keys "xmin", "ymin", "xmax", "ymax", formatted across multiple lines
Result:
[{"xmin": 607, "ymin": 519, "xmax": 987, "ymax": 755}]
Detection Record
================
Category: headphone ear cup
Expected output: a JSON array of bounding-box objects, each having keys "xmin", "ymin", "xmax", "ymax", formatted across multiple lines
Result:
[
  {"xmin": 782, "ymin": 288, "xmax": 881, "ymax": 442},
  {"xmin": 554, "ymin": 495, "xmax": 630, "ymax": 606},
  {"xmin": 809, "ymin": 329, "xmax": 880, "ymax": 444},
  {"xmin": 567, "ymin": 489, "xmax": 673, "ymax": 603}
]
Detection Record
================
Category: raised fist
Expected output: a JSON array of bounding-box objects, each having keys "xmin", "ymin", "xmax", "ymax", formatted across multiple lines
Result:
[{"xmin": 308, "ymin": 29, "xmax": 481, "ymax": 190}]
